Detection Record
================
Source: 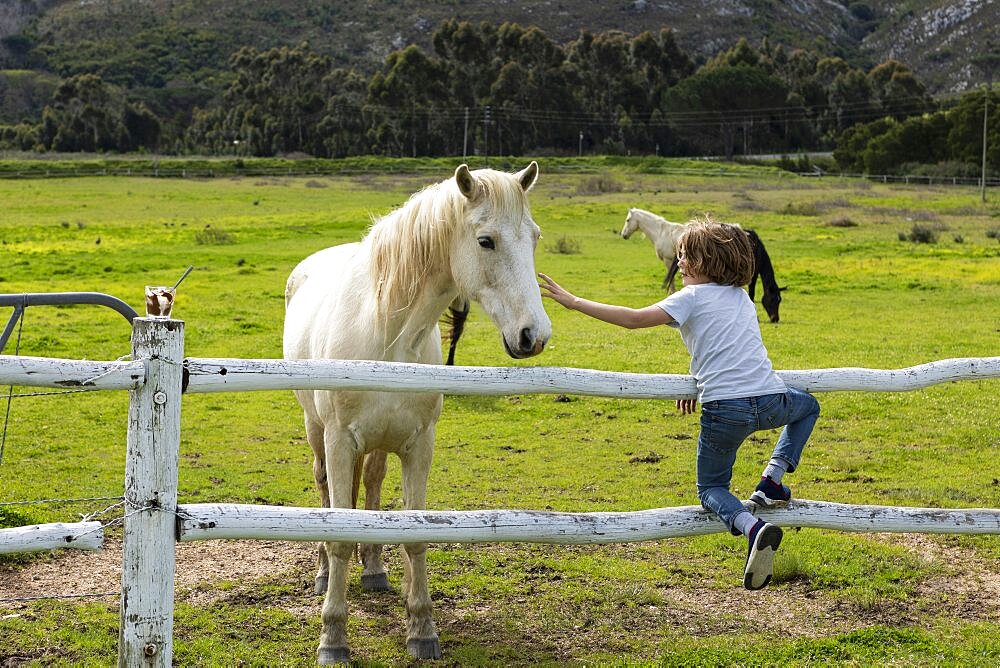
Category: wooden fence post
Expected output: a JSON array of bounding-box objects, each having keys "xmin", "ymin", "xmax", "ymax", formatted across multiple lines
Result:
[{"xmin": 118, "ymin": 318, "xmax": 183, "ymax": 667}]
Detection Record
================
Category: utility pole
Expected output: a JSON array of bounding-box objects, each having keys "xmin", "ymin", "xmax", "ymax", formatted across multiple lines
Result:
[
  {"xmin": 463, "ymin": 107, "xmax": 469, "ymax": 158},
  {"xmin": 983, "ymin": 83, "xmax": 990, "ymax": 204},
  {"xmin": 483, "ymin": 105, "xmax": 491, "ymax": 166}
]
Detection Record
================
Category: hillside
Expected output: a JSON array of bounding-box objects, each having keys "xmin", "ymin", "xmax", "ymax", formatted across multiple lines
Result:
[
  {"xmin": 866, "ymin": 0, "xmax": 1000, "ymax": 94},
  {"xmin": 1, "ymin": 0, "xmax": 996, "ymax": 96}
]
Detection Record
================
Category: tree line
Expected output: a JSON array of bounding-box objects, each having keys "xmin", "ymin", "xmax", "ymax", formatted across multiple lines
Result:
[{"xmin": 0, "ymin": 20, "xmax": 996, "ymax": 176}]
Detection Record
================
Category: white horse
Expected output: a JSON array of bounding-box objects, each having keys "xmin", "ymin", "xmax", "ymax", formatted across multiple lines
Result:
[
  {"xmin": 620, "ymin": 207, "xmax": 687, "ymax": 293},
  {"xmin": 283, "ymin": 163, "xmax": 550, "ymax": 664}
]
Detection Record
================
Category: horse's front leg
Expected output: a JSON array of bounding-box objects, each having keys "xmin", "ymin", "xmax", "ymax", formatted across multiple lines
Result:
[
  {"xmin": 305, "ymin": 417, "xmax": 331, "ymax": 595},
  {"xmin": 399, "ymin": 432, "xmax": 441, "ymax": 660},
  {"xmin": 359, "ymin": 449, "xmax": 391, "ymax": 591},
  {"xmin": 317, "ymin": 429, "xmax": 358, "ymax": 665}
]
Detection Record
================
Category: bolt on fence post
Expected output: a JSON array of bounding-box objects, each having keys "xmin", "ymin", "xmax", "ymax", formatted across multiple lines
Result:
[{"xmin": 119, "ymin": 318, "xmax": 183, "ymax": 668}]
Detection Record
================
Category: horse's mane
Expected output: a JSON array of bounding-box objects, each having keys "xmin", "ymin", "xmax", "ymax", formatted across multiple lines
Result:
[
  {"xmin": 632, "ymin": 207, "xmax": 684, "ymax": 227},
  {"xmin": 367, "ymin": 169, "xmax": 527, "ymax": 315},
  {"xmin": 632, "ymin": 208, "xmax": 668, "ymax": 226}
]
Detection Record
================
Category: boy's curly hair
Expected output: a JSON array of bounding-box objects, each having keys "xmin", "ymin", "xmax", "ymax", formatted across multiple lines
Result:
[{"xmin": 678, "ymin": 214, "xmax": 754, "ymax": 287}]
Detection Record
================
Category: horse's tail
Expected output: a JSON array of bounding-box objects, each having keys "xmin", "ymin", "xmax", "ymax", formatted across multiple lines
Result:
[
  {"xmin": 441, "ymin": 296, "xmax": 470, "ymax": 366},
  {"xmin": 284, "ymin": 265, "xmax": 307, "ymax": 307}
]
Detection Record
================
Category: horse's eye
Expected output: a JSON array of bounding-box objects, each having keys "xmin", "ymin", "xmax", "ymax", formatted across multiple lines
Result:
[{"xmin": 477, "ymin": 236, "xmax": 495, "ymax": 250}]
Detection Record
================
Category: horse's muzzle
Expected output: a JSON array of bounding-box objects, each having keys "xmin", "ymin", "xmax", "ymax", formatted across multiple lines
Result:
[{"xmin": 504, "ymin": 328, "xmax": 547, "ymax": 359}]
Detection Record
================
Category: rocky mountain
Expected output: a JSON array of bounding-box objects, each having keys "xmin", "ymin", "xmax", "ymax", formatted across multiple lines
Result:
[
  {"xmin": 865, "ymin": 0, "xmax": 999, "ymax": 93},
  {"xmin": 1, "ymin": 0, "xmax": 996, "ymax": 98}
]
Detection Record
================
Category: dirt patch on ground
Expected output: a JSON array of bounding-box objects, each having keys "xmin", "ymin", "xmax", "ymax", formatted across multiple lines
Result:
[
  {"xmin": 881, "ymin": 533, "xmax": 1000, "ymax": 622},
  {"xmin": 2, "ymin": 532, "xmax": 997, "ymax": 641},
  {"xmin": 0, "ymin": 538, "xmax": 317, "ymax": 605}
]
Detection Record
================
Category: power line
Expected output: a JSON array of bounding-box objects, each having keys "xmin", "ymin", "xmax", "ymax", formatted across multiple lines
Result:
[{"xmin": 323, "ymin": 94, "xmax": 940, "ymax": 132}]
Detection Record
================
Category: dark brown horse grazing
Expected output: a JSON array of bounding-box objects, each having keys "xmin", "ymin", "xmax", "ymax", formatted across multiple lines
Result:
[
  {"xmin": 745, "ymin": 229, "xmax": 784, "ymax": 323},
  {"xmin": 665, "ymin": 228, "xmax": 784, "ymax": 322}
]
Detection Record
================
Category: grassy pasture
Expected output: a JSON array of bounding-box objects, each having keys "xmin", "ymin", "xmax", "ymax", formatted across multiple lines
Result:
[{"xmin": 1, "ymin": 161, "xmax": 999, "ymax": 666}]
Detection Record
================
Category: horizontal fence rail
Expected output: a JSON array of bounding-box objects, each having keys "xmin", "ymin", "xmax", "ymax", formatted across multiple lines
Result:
[
  {"xmin": 0, "ymin": 355, "xmax": 145, "ymax": 391},
  {"xmin": 177, "ymin": 500, "xmax": 1000, "ymax": 545},
  {"xmin": 4, "ymin": 356, "xmax": 997, "ymax": 398},
  {"xmin": 182, "ymin": 356, "xmax": 1000, "ymax": 396},
  {"xmin": 0, "ymin": 522, "xmax": 103, "ymax": 554}
]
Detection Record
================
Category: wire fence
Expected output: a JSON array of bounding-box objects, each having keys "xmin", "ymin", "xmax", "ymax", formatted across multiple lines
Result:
[
  {"xmin": 0, "ymin": 496, "xmax": 126, "ymax": 605},
  {"xmin": 0, "ymin": 161, "xmax": 996, "ymax": 187}
]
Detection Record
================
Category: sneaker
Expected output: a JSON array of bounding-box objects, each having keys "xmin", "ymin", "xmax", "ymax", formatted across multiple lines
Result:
[
  {"xmin": 744, "ymin": 520, "xmax": 783, "ymax": 591},
  {"xmin": 750, "ymin": 476, "xmax": 791, "ymax": 508}
]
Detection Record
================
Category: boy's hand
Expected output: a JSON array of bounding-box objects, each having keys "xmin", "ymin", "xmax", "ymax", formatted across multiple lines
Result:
[{"xmin": 676, "ymin": 398, "xmax": 697, "ymax": 415}]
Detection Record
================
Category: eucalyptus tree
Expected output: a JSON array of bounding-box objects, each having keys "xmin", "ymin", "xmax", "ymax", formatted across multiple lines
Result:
[
  {"xmin": 38, "ymin": 73, "xmax": 131, "ymax": 152},
  {"xmin": 867, "ymin": 60, "xmax": 932, "ymax": 121},
  {"xmin": 827, "ymin": 68, "xmax": 876, "ymax": 131},
  {"xmin": 946, "ymin": 87, "xmax": 999, "ymax": 171},
  {"xmin": 665, "ymin": 64, "xmax": 790, "ymax": 159},
  {"xmin": 488, "ymin": 25, "xmax": 576, "ymax": 153},
  {"xmin": 194, "ymin": 43, "xmax": 334, "ymax": 156},
  {"xmin": 318, "ymin": 68, "xmax": 371, "ymax": 158},
  {"xmin": 366, "ymin": 45, "xmax": 449, "ymax": 156},
  {"xmin": 631, "ymin": 29, "xmax": 694, "ymax": 154}
]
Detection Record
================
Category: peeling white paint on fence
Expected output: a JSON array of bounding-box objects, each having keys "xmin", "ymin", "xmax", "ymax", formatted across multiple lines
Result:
[
  {"xmin": 117, "ymin": 319, "xmax": 184, "ymax": 667},
  {"xmin": 176, "ymin": 500, "xmax": 1000, "ymax": 545},
  {"xmin": 181, "ymin": 356, "xmax": 1000, "ymax": 397},
  {"xmin": 3, "ymin": 355, "xmax": 997, "ymax": 399},
  {"xmin": 0, "ymin": 521, "xmax": 103, "ymax": 554},
  {"xmin": 0, "ymin": 355, "xmax": 145, "ymax": 390}
]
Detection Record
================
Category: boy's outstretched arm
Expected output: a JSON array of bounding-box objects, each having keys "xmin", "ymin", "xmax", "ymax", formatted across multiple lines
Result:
[{"xmin": 538, "ymin": 273, "xmax": 674, "ymax": 329}]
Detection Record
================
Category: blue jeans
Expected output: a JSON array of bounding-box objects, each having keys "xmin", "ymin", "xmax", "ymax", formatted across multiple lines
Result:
[{"xmin": 696, "ymin": 388, "xmax": 820, "ymax": 534}]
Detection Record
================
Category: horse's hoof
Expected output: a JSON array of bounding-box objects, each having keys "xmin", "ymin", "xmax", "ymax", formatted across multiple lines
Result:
[
  {"xmin": 407, "ymin": 638, "xmax": 442, "ymax": 660},
  {"xmin": 314, "ymin": 576, "xmax": 329, "ymax": 595},
  {"xmin": 361, "ymin": 573, "xmax": 391, "ymax": 592},
  {"xmin": 317, "ymin": 646, "xmax": 350, "ymax": 665}
]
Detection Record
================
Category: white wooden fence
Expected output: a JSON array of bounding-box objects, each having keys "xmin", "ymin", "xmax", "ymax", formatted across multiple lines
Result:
[{"xmin": 1, "ymin": 317, "xmax": 999, "ymax": 667}]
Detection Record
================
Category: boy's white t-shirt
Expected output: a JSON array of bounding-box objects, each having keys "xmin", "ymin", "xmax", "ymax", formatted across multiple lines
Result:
[{"xmin": 656, "ymin": 283, "xmax": 786, "ymax": 403}]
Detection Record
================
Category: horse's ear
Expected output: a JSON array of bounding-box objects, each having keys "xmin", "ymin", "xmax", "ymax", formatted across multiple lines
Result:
[
  {"xmin": 515, "ymin": 161, "xmax": 539, "ymax": 192},
  {"xmin": 455, "ymin": 164, "xmax": 477, "ymax": 199}
]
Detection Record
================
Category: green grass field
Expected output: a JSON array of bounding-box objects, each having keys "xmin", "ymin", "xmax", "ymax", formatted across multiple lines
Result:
[{"xmin": 1, "ymin": 159, "xmax": 999, "ymax": 666}]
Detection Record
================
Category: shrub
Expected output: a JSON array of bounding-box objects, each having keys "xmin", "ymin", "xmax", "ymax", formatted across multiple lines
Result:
[
  {"xmin": 827, "ymin": 217, "xmax": 858, "ymax": 227},
  {"xmin": 546, "ymin": 235, "xmax": 581, "ymax": 255},
  {"xmin": 781, "ymin": 202, "xmax": 820, "ymax": 216},
  {"xmin": 900, "ymin": 224, "xmax": 938, "ymax": 244},
  {"xmin": 576, "ymin": 174, "xmax": 623, "ymax": 195},
  {"xmin": 195, "ymin": 226, "xmax": 235, "ymax": 245}
]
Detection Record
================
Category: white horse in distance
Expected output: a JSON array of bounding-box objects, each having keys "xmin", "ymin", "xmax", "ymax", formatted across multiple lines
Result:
[
  {"xmin": 283, "ymin": 163, "xmax": 551, "ymax": 664},
  {"xmin": 620, "ymin": 207, "xmax": 687, "ymax": 293}
]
